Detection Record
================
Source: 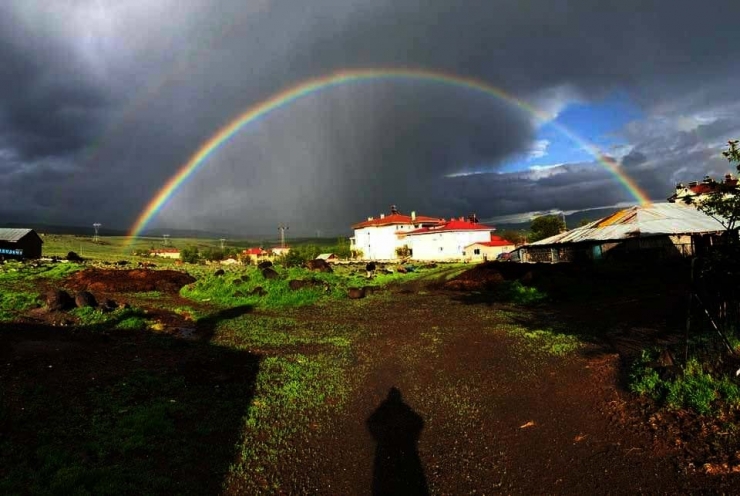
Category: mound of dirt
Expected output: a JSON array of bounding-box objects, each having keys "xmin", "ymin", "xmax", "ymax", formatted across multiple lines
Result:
[
  {"xmin": 444, "ymin": 263, "xmax": 506, "ymax": 291},
  {"xmin": 65, "ymin": 268, "xmax": 196, "ymax": 294}
]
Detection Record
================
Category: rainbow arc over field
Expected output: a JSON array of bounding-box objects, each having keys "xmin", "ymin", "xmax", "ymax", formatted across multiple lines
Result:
[{"xmin": 127, "ymin": 68, "xmax": 651, "ymax": 242}]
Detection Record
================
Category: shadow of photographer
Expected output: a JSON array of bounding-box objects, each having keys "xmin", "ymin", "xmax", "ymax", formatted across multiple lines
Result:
[{"xmin": 367, "ymin": 387, "xmax": 429, "ymax": 496}]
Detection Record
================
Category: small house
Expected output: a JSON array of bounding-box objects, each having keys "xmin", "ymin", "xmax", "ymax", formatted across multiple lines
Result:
[
  {"xmin": 0, "ymin": 228, "xmax": 43, "ymax": 260},
  {"xmin": 464, "ymin": 236, "xmax": 515, "ymax": 261},
  {"xmin": 316, "ymin": 253, "xmax": 337, "ymax": 262},
  {"xmin": 150, "ymin": 248, "xmax": 181, "ymax": 259}
]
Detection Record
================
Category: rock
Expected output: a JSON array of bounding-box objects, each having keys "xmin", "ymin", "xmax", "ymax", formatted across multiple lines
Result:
[
  {"xmin": 66, "ymin": 251, "xmax": 83, "ymax": 262},
  {"xmin": 214, "ymin": 269, "xmax": 225, "ymax": 277},
  {"xmin": 366, "ymin": 262, "xmax": 377, "ymax": 272},
  {"xmin": 233, "ymin": 279, "xmax": 243, "ymax": 286},
  {"xmin": 257, "ymin": 261, "xmax": 273, "ymax": 270},
  {"xmin": 75, "ymin": 291, "xmax": 98, "ymax": 308},
  {"xmin": 262, "ymin": 267, "xmax": 279, "ymax": 279},
  {"xmin": 45, "ymin": 289, "xmax": 75, "ymax": 311},
  {"xmin": 249, "ymin": 286, "xmax": 268, "ymax": 297},
  {"xmin": 116, "ymin": 260, "xmax": 129, "ymax": 266},
  {"xmin": 396, "ymin": 266, "xmax": 407, "ymax": 274},
  {"xmin": 305, "ymin": 259, "xmax": 333, "ymax": 272},
  {"xmin": 288, "ymin": 279, "xmax": 321, "ymax": 290},
  {"xmin": 362, "ymin": 285, "xmax": 379, "ymax": 294},
  {"xmin": 347, "ymin": 287, "xmax": 366, "ymax": 299},
  {"xmin": 234, "ymin": 290, "xmax": 246, "ymax": 297},
  {"xmin": 99, "ymin": 298, "xmax": 118, "ymax": 312},
  {"xmin": 240, "ymin": 275, "xmax": 250, "ymax": 282}
]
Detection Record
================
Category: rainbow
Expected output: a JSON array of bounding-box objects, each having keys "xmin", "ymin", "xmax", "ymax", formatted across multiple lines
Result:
[{"xmin": 127, "ymin": 68, "xmax": 651, "ymax": 241}]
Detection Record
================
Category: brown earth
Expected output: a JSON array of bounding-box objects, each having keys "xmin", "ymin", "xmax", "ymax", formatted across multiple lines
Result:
[
  {"xmin": 64, "ymin": 268, "xmax": 195, "ymax": 293},
  {"xmin": 4, "ymin": 262, "xmax": 740, "ymax": 494}
]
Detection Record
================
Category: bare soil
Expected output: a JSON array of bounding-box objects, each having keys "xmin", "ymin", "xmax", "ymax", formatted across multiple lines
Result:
[{"xmin": 3, "ymin": 263, "xmax": 740, "ymax": 494}]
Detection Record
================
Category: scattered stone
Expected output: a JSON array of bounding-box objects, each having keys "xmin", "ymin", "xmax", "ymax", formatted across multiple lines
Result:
[
  {"xmin": 396, "ymin": 266, "xmax": 408, "ymax": 274},
  {"xmin": 214, "ymin": 269, "xmax": 225, "ymax": 277},
  {"xmin": 348, "ymin": 287, "xmax": 366, "ymax": 299},
  {"xmin": 116, "ymin": 260, "xmax": 130, "ymax": 266},
  {"xmin": 66, "ymin": 251, "xmax": 83, "ymax": 262},
  {"xmin": 45, "ymin": 289, "xmax": 75, "ymax": 311},
  {"xmin": 305, "ymin": 259, "xmax": 333, "ymax": 272},
  {"xmin": 262, "ymin": 267, "xmax": 279, "ymax": 279},
  {"xmin": 99, "ymin": 299, "xmax": 118, "ymax": 313},
  {"xmin": 233, "ymin": 279, "xmax": 243, "ymax": 286},
  {"xmin": 249, "ymin": 286, "xmax": 268, "ymax": 297},
  {"xmin": 240, "ymin": 275, "xmax": 250, "ymax": 282},
  {"xmin": 288, "ymin": 278, "xmax": 322, "ymax": 290},
  {"xmin": 75, "ymin": 291, "xmax": 98, "ymax": 308},
  {"xmin": 257, "ymin": 261, "xmax": 273, "ymax": 270}
]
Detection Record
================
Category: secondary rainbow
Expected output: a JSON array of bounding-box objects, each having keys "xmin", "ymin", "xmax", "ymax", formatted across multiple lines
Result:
[{"xmin": 127, "ymin": 68, "xmax": 651, "ymax": 241}]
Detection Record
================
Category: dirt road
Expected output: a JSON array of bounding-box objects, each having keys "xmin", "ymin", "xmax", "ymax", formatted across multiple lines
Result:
[{"xmin": 284, "ymin": 290, "xmax": 736, "ymax": 494}]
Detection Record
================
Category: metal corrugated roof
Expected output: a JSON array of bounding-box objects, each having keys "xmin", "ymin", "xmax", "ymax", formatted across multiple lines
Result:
[
  {"xmin": 0, "ymin": 228, "xmax": 35, "ymax": 243},
  {"xmin": 529, "ymin": 203, "xmax": 726, "ymax": 246}
]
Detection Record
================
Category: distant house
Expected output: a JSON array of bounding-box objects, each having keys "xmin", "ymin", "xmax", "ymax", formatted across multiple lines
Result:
[
  {"xmin": 351, "ymin": 206, "xmax": 444, "ymax": 260},
  {"xmin": 271, "ymin": 246, "xmax": 291, "ymax": 257},
  {"xmin": 401, "ymin": 217, "xmax": 495, "ymax": 261},
  {"xmin": 243, "ymin": 247, "xmax": 269, "ymax": 263},
  {"xmin": 150, "ymin": 248, "xmax": 180, "ymax": 259},
  {"xmin": 0, "ymin": 228, "xmax": 43, "ymax": 260},
  {"xmin": 668, "ymin": 174, "xmax": 738, "ymax": 204},
  {"xmin": 464, "ymin": 236, "xmax": 515, "ymax": 261}
]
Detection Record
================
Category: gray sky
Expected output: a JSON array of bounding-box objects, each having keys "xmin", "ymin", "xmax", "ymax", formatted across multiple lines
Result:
[{"xmin": 2, "ymin": 0, "xmax": 740, "ymax": 235}]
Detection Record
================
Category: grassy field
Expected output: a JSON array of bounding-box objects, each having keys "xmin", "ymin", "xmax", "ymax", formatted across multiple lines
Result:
[{"xmin": 39, "ymin": 234, "xmax": 350, "ymax": 261}]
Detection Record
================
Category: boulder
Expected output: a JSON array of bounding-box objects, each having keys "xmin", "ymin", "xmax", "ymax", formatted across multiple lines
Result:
[
  {"xmin": 249, "ymin": 286, "xmax": 268, "ymax": 297},
  {"xmin": 116, "ymin": 260, "xmax": 130, "ymax": 266},
  {"xmin": 45, "ymin": 289, "xmax": 75, "ymax": 311},
  {"xmin": 257, "ymin": 261, "xmax": 273, "ymax": 270},
  {"xmin": 305, "ymin": 259, "xmax": 333, "ymax": 273},
  {"xmin": 347, "ymin": 287, "xmax": 366, "ymax": 299},
  {"xmin": 262, "ymin": 267, "xmax": 279, "ymax": 279},
  {"xmin": 99, "ymin": 298, "xmax": 118, "ymax": 313},
  {"xmin": 288, "ymin": 278, "xmax": 321, "ymax": 290},
  {"xmin": 214, "ymin": 269, "xmax": 225, "ymax": 277},
  {"xmin": 66, "ymin": 251, "xmax": 83, "ymax": 262},
  {"xmin": 75, "ymin": 291, "xmax": 98, "ymax": 308}
]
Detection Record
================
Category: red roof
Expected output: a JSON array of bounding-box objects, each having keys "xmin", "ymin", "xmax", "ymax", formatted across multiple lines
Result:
[
  {"xmin": 352, "ymin": 212, "xmax": 443, "ymax": 229},
  {"xmin": 406, "ymin": 219, "xmax": 494, "ymax": 236},
  {"xmin": 243, "ymin": 247, "xmax": 267, "ymax": 256},
  {"xmin": 467, "ymin": 236, "xmax": 514, "ymax": 248}
]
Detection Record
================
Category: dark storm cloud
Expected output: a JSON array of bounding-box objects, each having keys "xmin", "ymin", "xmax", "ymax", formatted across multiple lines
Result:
[{"xmin": 2, "ymin": 0, "xmax": 740, "ymax": 234}]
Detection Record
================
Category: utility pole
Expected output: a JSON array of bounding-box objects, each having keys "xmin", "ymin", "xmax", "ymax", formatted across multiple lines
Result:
[
  {"xmin": 561, "ymin": 211, "xmax": 567, "ymax": 231},
  {"xmin": 163, "ymin": 234, "xmax": 170, "ymax": 246},
  {"xmin": 278, "ymin": 224, "xmax": 289, "ymax": 248},
  {"xmin": 220, "ymin": 238, "xmax": 226, "ymax": 250},
  {"xmin": 93, "ymin": 223, "xmax": 101, "ymax": 243}
]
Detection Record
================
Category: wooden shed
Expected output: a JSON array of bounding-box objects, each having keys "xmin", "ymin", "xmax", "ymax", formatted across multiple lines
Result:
[{"xmin": 0, "ymin": 228, "xmax": 43, "ymax": 260}]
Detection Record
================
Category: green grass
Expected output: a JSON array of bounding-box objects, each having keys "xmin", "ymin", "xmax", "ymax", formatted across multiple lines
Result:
[
  {"xmin": 0, "ymin": 289, "xmax": 40, "ymax": 322},
  {"xmin": 495, "ymin": 321, "xmax": 582, "ymax": 356},
  {"xmin": 629, "ymin": 351, "xmax": 740, "ymax": 414},
  {"xmin": 228, "ymin": 353, "xmax": 351, "ymax": 492},
  {"xmin": 69, "ymin": 306, "xmax": 150, "ymax": 330}
]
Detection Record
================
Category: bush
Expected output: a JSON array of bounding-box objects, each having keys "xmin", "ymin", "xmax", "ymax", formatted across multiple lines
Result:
[{"xmin": 181, "ymin": 246, "xmax": 200, "ymax": 264}]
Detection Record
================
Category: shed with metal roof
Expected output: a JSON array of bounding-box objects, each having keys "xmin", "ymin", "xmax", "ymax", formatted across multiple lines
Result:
[
  {"xmin": 0, "ymin": 228, "xmax": 43, "ymax": 260},
  {"xmin": 519, "ymin": 203, "xmax": 725, "ymax": 263}
]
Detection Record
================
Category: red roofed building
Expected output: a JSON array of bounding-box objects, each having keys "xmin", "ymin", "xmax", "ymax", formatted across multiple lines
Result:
[
  {"xmin": 400, "ymin": 215, "xmax": 496, "ymax": 261},
  {"xmin": 351, "ymin": 206, "xmax": 444, "ymax": 260},
  {"xmin": 150, "ymin": 248, "xmax": 181, "ymax": 259},
  {"xmin": 668, "ymin": 174, "xmax": 739, "ymax": 204},
  {"xmin": 463, "ymin": 236, "xmax": 515, "ymax": 261}
]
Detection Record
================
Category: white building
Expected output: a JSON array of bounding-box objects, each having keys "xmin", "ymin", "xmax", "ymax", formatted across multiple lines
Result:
[
  {"xmin": 351, "ymin": 207, "xmax": 443, "ymax": 260},
  {"xmin": 402, "ymin": 218, "xmax": 495, "ymax": 261}
]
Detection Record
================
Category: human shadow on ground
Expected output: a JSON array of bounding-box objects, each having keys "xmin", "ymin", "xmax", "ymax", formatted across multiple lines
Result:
[
  {"xmin": 367, "ymin": 387, "xmax": 429, "ymax": 496},
  {"xmin": 0, "ymin": 305, "xmax": 259, "ymax": 495}
]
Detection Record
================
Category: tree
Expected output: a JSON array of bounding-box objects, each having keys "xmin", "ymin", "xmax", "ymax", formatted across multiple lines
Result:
[
  {"xmin": 180, "ymin": 246, "xmax": 200, "ymax": 264},
  {"xmin": 696, "ymin": 140, "xmax": 740, "ymax": 236},
  {"xmin": 529, "ymin": 215, "xmax": 565, "ymax": 242},
  {"xmin": 497, "ymin": 230, "xmax": 528, "ymax": 246}
]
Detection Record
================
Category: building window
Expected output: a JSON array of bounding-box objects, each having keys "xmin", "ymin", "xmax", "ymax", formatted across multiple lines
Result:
[{"xmin": 474, "ymin": 248, "xmax": 480, "ymax": 255}]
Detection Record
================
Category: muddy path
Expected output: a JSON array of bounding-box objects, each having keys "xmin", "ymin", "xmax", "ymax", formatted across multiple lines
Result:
[{"xmin": 286, "ymin": 290, "xmax": 737, "ymax": 494}]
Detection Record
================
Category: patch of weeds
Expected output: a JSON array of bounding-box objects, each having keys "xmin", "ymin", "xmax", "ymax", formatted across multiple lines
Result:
[
  {"xmin": 214, "ymin": 315, "xmax": 354, "ymax": 351},
  {"xmin": 499, "ymin": 281, "xmax": 548, "ymax": 305},
  {"xmin": 499, "ymin": 322, "xmax": 582, "ymax": 356},
  {"xmin": 0, "ymin": 289, "xmax": 40, "ymax": 321},
  {"xmin": 630, "ymin": 352, "xmax": 740, "ymax": 415},
  {"xmin": 69, "ymin": 306, "xmax": 149, "ymax": 330},
  {"xmin": 228, "ymin": 353, "xmax": 351, "ymax": 491}
]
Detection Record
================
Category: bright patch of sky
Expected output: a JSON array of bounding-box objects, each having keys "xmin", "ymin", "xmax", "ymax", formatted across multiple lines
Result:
[{"xmin": 452, "ymin": 91, "xmax": 645, "ymax": 177}]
